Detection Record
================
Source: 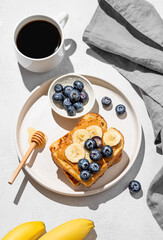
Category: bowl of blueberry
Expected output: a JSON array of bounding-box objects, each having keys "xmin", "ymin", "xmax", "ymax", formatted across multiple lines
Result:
[{"xmin": 48, "ymin": 73, "xmax": 95, "ymax": 118}]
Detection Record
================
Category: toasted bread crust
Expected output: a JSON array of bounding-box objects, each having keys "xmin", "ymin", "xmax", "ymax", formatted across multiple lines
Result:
[{"xmin": 50, "ymin": 113, "xmax": 124, "ymax": 187}]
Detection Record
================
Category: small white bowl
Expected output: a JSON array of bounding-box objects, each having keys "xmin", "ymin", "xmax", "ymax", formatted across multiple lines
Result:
[{"xmin": 48, "ymin": 73, "xmax": 95, "ymax": 119}]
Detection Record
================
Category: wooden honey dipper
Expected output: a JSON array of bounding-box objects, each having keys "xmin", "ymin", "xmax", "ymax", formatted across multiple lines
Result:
[{"xmin": 8, "ymin": 130, "xmax": 46, "ymax": 185}]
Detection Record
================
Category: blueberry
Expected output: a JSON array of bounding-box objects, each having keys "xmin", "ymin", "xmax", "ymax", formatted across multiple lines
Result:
[
  {"xmin": 101, "ymin": 96, "xmax": 112, "ymax": 107},
  {"xmin": 80, "ymin": 91, "xmax": 89, "ymax": 103},
  {"xmin": 69, "ymin": 89, "xmax": 80, "ymax": 102},
  {"xmin": 89, "ymin": 162, "xmax": 100, "ymax": 173},
  {"xmin": 92, "ymin": 136, "xmax": 103, "ymax": 148},
  {"xmin": 101, "ymin": 145, "xmax": 113, "ymax": 158},
  {"xmin": 115, "ymin": 104, "xmax": 126, "ymax": 115},
  {"xmin": 129, "ymin": 180, "xmax": 141, "ymax": 193},
  {"xmin": 73, "ymin": 102, "xmax": 83, "ymax": 112},
  {"xmin": 84, "ymin": 139, "xmax": 97, "ymax": 151},
  {"xmin": 80, "ymin": 170, "xmax": 91, "ymax": 181},
  {"xmin": 90, "ymin": 149, "xmax": 102, "ymax": 161},
  {"xmin": 73, "ymin": 80, "xmax": 84, "ymax": 92},
  {"xmin": 63, "ymin": 86, "xmax": 74, "ymax": 97},
  {"xmin": 78, "ymin": 159, "xmax": 89, "ymax": 171},
  {"xmin": 67, "ymin": 105, "xmax": 76, "ymax": 116},
  {"xmin": 52, "ymin": 92, "xmax": 64, "ymax": 103},
  {"xmin": 62, "ymin": 98, "xmax": 72, "ymax": 109},
  {"xmin": 54, "ymin": 83, "xmax": 63, "ymax": 93}
]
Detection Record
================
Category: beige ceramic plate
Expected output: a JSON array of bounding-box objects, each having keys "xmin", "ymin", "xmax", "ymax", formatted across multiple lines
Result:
[{"xmin": 15, "ymin": 75, "xmax": 142, "ymax": 196}]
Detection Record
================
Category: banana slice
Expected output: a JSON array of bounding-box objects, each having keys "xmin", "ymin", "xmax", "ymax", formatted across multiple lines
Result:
[
  {"xmin": 86, "ymin": 125, "xmax": 103, "ymax": 138},
  {"xmin": 65, "ymin": 143, "xmax": 86, "ymax": 163},
  {"xmin": 72, "ymin": 129, "xmax": 90, "ymax": 146},
  {"xmin": 85, "ymin": 150, "xmax": 92, "ymax": 163},
  {"xmin": 103, "ymin": 128, "xmax": 121, "ymax": 147}
]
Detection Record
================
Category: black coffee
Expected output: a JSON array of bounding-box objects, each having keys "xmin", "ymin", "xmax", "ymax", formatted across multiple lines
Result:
[{"xmin": 16, "ymin": 20, "xmax": 61, "ymax": 59}]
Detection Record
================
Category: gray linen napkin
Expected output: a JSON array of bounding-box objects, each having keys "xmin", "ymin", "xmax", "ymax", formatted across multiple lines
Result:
[{"xmin": 83, "ymin": 0, "xmax": 163, "ymax": 230}]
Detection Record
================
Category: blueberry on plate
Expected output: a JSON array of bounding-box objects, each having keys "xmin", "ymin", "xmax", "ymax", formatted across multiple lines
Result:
[
  {"xmin": 129, "ymin": 180, "xmax": 141, "ymax": 193},
  {"xmin": 101, "ymin": 145, "xmax": 113, "ymax": 158},
  {"xmin": 90, "ymin": 149, "xmax": 102, "ymax": 161},
  {"xmin": 115, "ymin": 104, "xmax": 126, "ymax": 115},
  {"xmin": 92, "ymin": 136, "xmax": 103, "ymax": 148},
  {"xmin": 69, "ymin": 89, "xmax": 81, "ymax": 102},
  {"xmin": 63, "ymin": 86, "xmax": 74, "ymax": 97},
  {"xmin": 73, "ymin": 102, "xmax": 83, "ymax": 112},
  {"xmin": 73, "ymin": 80, "xmax": 84, "ymax": 92},
  {"xmin": 78, "ymin": 159, "xmax": 89, "ymax": 171},
  {"xmin": 101, "ymin": 96, "xmax": 112, "ymax": 107},
  {"xmin": 66, "ymin": 105, "xmax": 76, "ymax": 116},
  {"xmin": 54, "ymin": 83, "xmax": 63, "ymax": 93},
  {"xmin": 80, "ymin": 91, "xmax": 89, "ymax": 103},
  {"xmin": 80, "ymin": 170, "xmax": 91, "ymax": 181},
  {"xmin": 89, "ymin": 162, "xmax": 100, "ymax": 173},
  {"xmin": 52, "ymin": 92, "xmax": 64, "ymax": 103},
  {"xmin": 84, "ymin": 139, "xmax": 97, "ymax": 151},
  {"xmin": 63, "ymin": 98, "xmax": 72, "ymax": 109}
]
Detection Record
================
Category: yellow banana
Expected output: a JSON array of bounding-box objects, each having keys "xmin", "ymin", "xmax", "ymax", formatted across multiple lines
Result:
[
  {"xmin": 38, "ymin": 219, "xmax": 94, "ymax": 240},
  {"xmin": 2, "ymin": 221, "xmax": 45, "ymax": 240}
]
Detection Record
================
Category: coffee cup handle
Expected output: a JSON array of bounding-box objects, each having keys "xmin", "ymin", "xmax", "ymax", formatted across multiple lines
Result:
[{"xmin": 55, "ymin": 12, "xmax": 69, "ymax": 28}]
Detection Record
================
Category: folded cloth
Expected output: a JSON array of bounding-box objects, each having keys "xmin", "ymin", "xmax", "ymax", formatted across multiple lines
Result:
[{"xmin": 83, "ymin": 0, "xmax": 163, "ymax": 230}]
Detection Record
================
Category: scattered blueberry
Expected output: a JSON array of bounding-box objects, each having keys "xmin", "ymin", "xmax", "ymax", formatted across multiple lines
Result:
[
  {"xmin": 52, "ymin": 92, "xmax": 64, "ymax": 103},
  {"xmin": 89, "ymin": 162, "xmax": 100, "ymax": 173},
  {"xmin": 90, "ymin": 149, "xmax": 102, "ymax": 161},
  {"xmin": 63, "ymin": 86, "xmax": 74, "ymax": 97},
  {"xmin": 73, "ymin": 102, "xmax": 83, "ymax": 112},
  {"xmin": 101, "ymin": 145, "xmax": 113, "ymax": 158},
  {"xmin": 69, "ymin": 89, "xmax": 81, "ymax": 102},
  {"xmin": 80, "ymin": 170, "xmax": 91, "ymax": 181},
  {"xmin": 54, "ymin": 84, "xmax": 63, "ymax": 93},
  {"xmin": 129, "ymin": 180, "xmax": 141, "ymax": 193},
  {"xmin": 115, "ymin": 104, "xmax": 126, "ymax": 115},
  {"xmin": 78, "ymin": 159, "xmax": 90, "ymax": 171},
  {"xmin": 67, "ymin": 105, "xmax": 76, "ymax": 116},
  {"xmin": 62, "ymin": 98, "xmax": 72, "ymax": 109},
  {"xmin": 92, "ymin": 136, "xmax": 103, "ymax": 148},
  {"xmin": 73, "ymin": 80, "xmax": 84, "ymax": 92},
  {"xmin": 84, "ymin": 139, "xmax": 97, "ymax": 151},
  {"xmin": 101, "ymin": 96, "xmax": 112, "ymax": 107},
  {"xmin": 80, "ymin": 91, "xmax": 89, "ymax": 103}
]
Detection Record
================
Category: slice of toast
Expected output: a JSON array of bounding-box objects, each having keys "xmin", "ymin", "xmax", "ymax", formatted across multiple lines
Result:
[{"xmin": 50, "ymin": 113, "xmax": 124, "ymax": 187}]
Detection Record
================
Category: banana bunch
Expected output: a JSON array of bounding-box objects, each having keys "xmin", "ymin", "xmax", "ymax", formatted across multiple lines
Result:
[
  {"xmin": 2, "ymin": 219, "xmax": 94, "ymax": 240},
  {"xmin": 39, "ymin": 219, "xmax": 94, "ymax": 240},
  {"xmin": 2, "ymin": 221, "xmax": 45, "ymax": 240}
]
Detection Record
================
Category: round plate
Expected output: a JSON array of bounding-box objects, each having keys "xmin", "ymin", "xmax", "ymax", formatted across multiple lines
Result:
[{"xmin": 15, "ymin": 75, "xmax": 142, "ymax": 196}]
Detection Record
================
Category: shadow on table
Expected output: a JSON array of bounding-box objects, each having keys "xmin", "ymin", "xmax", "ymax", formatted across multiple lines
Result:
[
  {"xmin": 13, "ymin": 128, "xmax": 145, "ymax": 210},
  {"xmin": 85, "ymin": 229, "xmax": 97, "ymax": 240},
  {"xmin": 18, "ymin": 38, "xmax": 77, "ymax": 91}
]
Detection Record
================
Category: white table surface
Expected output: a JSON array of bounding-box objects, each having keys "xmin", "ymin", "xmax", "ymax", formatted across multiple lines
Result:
[{"xmin": 1, "ymin": 0, "xmax": 163, "ymax": 239}]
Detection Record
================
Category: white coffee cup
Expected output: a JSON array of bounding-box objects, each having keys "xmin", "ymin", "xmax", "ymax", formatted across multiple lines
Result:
[{"xmin": 14, "ymin": 12, "xmax": 69, "ymax": 72}]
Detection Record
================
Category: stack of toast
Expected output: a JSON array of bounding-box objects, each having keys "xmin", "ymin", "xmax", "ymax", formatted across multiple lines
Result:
[{"xmin": 49, "ymin": 113, "xmax": 124, "ymax": 187}]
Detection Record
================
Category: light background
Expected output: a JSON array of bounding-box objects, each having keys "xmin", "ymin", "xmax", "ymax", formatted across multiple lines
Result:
[{"xmin": 0, "ymin": 0, "xmax": 163, "ymax": 239}]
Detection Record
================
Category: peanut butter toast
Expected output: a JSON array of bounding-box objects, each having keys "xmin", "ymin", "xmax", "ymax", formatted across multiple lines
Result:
[{"xmin": 50, "ymin": 113, "xmax": 124, "ymax": 187}]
